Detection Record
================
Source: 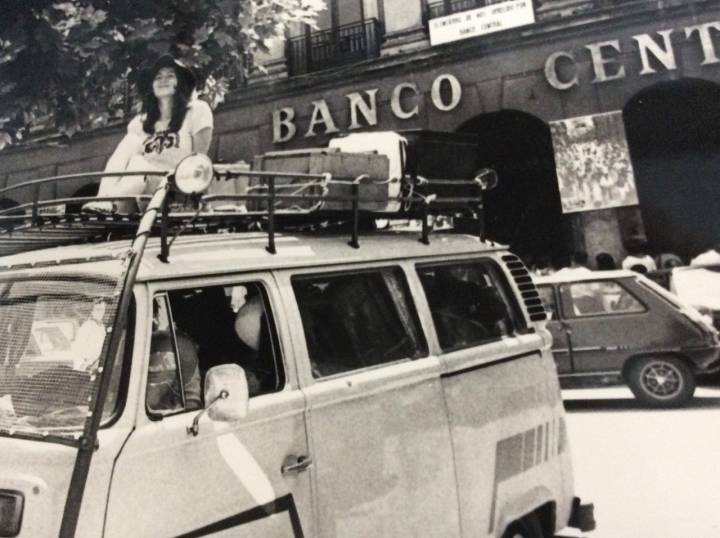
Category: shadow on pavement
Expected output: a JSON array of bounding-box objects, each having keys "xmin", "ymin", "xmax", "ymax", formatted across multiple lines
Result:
[{"xmin": 563, "ymin": 396, "xmax": 720, "ymax": 413}]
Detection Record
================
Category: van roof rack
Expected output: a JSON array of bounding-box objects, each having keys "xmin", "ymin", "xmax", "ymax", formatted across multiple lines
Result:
[{"xmin": 0, "ymin": 164, "xmax": 493, "ymax": 259}]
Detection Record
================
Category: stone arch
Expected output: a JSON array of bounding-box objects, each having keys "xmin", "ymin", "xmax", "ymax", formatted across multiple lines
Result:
[
  {"xmin": 623, "ymin": 78, "xmax": 720, "ymax": 259},
  {"xmin": 457, "ymin": 110, "xmax": 568, "ymax": 263}
]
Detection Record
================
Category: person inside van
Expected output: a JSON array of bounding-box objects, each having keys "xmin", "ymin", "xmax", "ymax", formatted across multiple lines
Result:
[
  {"xmin": 166, "ymin": 285, "xmax": 280, "ymax": 398},
  {"xmin": 427, "ymin": 266, "xmax": 509, "ymax": 346},
  {"xmin": 233, "ymin": 290, "xmax": 275, "ymax": 396},
  {"xmin": 71, "ymin": 297, "xmax": 108, "ymax": 371}
]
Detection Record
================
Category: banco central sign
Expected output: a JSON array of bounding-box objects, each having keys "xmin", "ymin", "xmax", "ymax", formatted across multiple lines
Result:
[
  {"xmin": 272, "ymin": 74, "xmax": 462, "ymax": 144},
  {"xmin": 544, "ymin": 21, "xmax": 720, "ymax": 90},
  {"xmin": 271, "ymin": 20, "xmax": 720, "ymax": 145}
]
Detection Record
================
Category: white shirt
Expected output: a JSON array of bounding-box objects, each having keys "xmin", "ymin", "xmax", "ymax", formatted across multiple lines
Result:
[
  {"xmin": 72, "ymin": 319, "xmax": 106, "ymax": 370},
  {"xmin": 126, "ymin": 99, "xmax": 214, "ymax": 170},
  {"xmin": 621, "ymin": 255, "xmax": 657, "ymax": 272},
  {"xmin": 690, "ymin": 249, "xmax": 720, "ymax": 267},
  {"xmin": 554, "ymin": 266, "xmax": 592, "ymax": 277}
]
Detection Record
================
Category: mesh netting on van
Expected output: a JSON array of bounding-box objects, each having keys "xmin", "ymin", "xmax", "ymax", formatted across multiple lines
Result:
[{"xmin": 0, "ymin": 264, "xmax": 126, "ymax": 443}]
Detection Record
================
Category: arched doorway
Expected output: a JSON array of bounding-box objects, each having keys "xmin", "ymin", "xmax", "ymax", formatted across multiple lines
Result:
[
  {"xmin": 457, "ymin": 110, "xmax": 567, "ymax": 262},
  {"xmin": 623, "ymin": 78, "xmax": 720, "ymax": 259}
]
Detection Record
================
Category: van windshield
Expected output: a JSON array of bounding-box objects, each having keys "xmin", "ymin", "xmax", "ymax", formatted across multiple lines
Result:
[{"xmin": 0, "ymin": 275, "xmax": 122, "ymax": 442}]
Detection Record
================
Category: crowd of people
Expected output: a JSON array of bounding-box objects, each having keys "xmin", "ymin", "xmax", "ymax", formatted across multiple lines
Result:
[{"xmin": 530, "ymin": 239, "xmax": 720, "ymax": 277}]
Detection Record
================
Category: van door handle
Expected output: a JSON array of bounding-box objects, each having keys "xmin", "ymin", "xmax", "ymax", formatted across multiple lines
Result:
[{"xmin": 282, "ymin": 455, "xmax": 313, "ymax": 475}]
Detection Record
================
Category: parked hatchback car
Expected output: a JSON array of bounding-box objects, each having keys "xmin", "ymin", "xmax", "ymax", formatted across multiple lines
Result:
[{"xmin": 535, "ymin": 270, "xmax": 720, "ymax": 406}]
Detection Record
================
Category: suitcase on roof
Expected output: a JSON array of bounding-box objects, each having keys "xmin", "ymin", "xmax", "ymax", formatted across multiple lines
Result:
[{"xmin": 251, "ymin": 147, "xmax": 397, "ymax": 213}]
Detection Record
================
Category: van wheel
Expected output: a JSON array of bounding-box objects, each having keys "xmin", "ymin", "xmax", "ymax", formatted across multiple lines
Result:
[
  {"xmin": 627, "ymin": 356, "xmax": 695, "ymax": 407},
  {"xmin": 502, "ymin": 513, "xmax": 544, "ymax": 538}
]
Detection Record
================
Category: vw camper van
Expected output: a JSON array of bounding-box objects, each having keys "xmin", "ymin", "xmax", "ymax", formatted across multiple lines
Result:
[{"xmin": 0, "ymin": 154, "xmax": 593, "ymax": 537}]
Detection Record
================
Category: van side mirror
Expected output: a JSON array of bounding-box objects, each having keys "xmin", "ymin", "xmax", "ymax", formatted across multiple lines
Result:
[{"xmin": 187, "ymin": 364, "xmax": 249, "ymax": 436}]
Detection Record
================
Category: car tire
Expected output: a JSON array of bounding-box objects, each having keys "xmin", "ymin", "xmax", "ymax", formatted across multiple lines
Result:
[
  {"xmin": 502, "ymin": 513, "xmax": 544, "ymax": 538},
  {"xmin": 626, "ymin": 355, "xmax": 695, "ymax": 407}
]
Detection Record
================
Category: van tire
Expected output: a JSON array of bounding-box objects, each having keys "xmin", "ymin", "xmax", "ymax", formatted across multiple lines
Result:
[
  {"xmin": 626, "ymin": 355, "xmax": 695, "ymax": 407},
  {"xmin": 502, "ymin": 513, "xmax": 544, "ymax": 538}
]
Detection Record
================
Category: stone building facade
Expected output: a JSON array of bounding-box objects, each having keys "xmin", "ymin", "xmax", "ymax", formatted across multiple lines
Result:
[{"xmin": 2, "ymin": 0, "xmax": 719, "ymax": 265}]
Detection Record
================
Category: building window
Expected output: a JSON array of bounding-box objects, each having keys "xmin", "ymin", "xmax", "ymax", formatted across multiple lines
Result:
[
  {"xmin": 286, "ymin": 0, "xmax": 385, "ymax": 76},
  {"xmin": 426, "ymin": 0, "xmax": 508, "ymax": 21}
]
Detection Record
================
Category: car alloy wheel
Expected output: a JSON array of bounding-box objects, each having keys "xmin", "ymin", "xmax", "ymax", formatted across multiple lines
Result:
[{"xmin": 627, "ymin": 355, "xmax": 695, "ymax": 407}]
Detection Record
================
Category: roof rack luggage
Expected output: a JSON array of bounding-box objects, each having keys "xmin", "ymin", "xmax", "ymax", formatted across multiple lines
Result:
[{"xmin": 0, "ymin": 158, "xmax": 497, "ymax": 258}]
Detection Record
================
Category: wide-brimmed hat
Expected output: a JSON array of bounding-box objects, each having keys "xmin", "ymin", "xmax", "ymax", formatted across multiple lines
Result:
[{"xmin": 137, "ymin": 54, "xmax": 197, "ymax": 96}]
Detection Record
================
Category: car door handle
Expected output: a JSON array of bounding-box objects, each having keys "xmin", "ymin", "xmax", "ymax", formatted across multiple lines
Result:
[{"xmin": 282, "ymin": 455, "xmax": 313, "ymax": 475}]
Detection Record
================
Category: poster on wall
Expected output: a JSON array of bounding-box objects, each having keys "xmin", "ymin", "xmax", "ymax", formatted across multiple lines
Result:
[
  {"xmin": 550, "ymin": 111, "xmax": 639, "ymax": 214},
  {"xmin": 429, "ymin": 0, "xmax": 535, "ymax": 47}
]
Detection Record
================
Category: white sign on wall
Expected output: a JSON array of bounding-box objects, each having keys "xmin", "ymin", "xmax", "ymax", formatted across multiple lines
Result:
[{"xmin": 429, "ymin": 0, "xmax": 535, "ymax": 46}]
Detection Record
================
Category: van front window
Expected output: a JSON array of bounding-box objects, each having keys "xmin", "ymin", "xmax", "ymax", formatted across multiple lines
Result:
[{"xmin": 0, "ymin": 276, "xmax": 122, "ymax": 441}]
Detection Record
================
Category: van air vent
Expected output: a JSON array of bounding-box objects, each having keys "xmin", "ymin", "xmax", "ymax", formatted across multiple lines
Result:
[{"xmin": 501, "ymin": 254, "xmax": 547, "ymax": 322}]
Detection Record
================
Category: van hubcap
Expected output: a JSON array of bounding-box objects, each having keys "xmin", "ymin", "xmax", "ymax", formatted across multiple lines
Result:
[{"xmin": 641, "ymin": 361, "xmax": 682, "ymax": 397}]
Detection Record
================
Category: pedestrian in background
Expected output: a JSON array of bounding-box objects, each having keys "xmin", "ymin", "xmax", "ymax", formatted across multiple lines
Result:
[
  {"xmin": 595, "ymin": 252, "xmax": 617, "ymax": 270},
  {"xmin": 691, "ymin": 242, "xmax": 720, "ymax": 266},
  {"xmin": 531, "ymin": 255, "xmax": 554, "ymax": 276},
  {"xmin": 621, "ymin": 238, "xmax": 656, "ymax": 273},
  {"xmin": 83, "ymin": 55, "xmax": 214, "ymax": 214},
  {"xmin": 656, "ymin": 252, "xmax": 684, "ymax": 269},
  {"xmin": 555, "ymin": 251, "xmax": 592, "ymax": 276}
]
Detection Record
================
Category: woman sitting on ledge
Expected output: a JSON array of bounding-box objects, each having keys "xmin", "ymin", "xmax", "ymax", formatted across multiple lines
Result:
[{"xmin": 83, "ymin": 54, "xmax": 213, "ymax": 214}]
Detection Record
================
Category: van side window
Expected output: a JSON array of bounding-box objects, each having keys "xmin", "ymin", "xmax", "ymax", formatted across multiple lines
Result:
[
  {"xmin": 537, "ymin": 285, "xmax": 556, "ymax": 320},
  {"xmin": 292, "ymin": 268, "xmax": 427, "ymax": 378},
  {"xmin": 147, "ymin": 294, "xmax": 195, "ymax": 416},
  {"xmin": 146, "ymin": 284, "xmax": 284, "ymax": 417},
  {"xmin": 417, "ymin": 261, "xmax": 518, "ymax": 351},
  {"xmin": 560, "ymin": 281, "xmax": 645, "ymax": 317}
]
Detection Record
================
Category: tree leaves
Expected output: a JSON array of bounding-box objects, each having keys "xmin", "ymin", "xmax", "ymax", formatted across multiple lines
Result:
[{"xmin": 0, "ymin": 0, "xmax": 326, "ymax": 148}]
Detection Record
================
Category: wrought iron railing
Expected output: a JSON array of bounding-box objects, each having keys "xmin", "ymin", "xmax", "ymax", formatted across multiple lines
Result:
[
  {"xmin": 0, "ymin": 165, "xmax": 493, "ymax": 257},
  {"xmin": 286, "ymin": 18, "xmax": 384, "ymax": 76},
  {"xmin": 427, "ymin": 0, "xmax": 493, "ymax": 20}
]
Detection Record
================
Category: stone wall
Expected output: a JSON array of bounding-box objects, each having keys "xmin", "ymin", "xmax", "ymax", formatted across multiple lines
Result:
[{"xmin": 1, "ymin": 1, "xmax": 718, "ymax": 217}]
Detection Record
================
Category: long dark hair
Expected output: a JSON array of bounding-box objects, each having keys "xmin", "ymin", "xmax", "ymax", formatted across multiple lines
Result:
[{"xmin": 141, "ymin": 69, "xmax": 194, "ymax": 134}]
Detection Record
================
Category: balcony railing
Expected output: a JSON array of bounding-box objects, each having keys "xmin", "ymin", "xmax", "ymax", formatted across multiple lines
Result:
[
  {"xmin": 427, "ymin": 0, "xmax": 496, "ymax": 20},
  {"xmin": 286, "ymin": 18, "xmax": 384, "ymax": 77}
]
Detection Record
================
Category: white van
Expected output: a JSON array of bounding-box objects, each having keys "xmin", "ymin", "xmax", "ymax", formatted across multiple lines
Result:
[{"xmin": 0, "ymin": 155, "xmax": 593, "ymax": 537}]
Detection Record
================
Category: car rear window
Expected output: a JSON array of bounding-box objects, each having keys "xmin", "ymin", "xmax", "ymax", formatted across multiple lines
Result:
[{"xmin": 559, "ymin": 280, "xmax": 645, "ymax": 317}]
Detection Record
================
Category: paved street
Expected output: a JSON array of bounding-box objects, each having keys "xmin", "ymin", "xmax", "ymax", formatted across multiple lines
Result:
[{"xmin": 560, "ymin": 386, "xmax": 720, "ymax": 538}]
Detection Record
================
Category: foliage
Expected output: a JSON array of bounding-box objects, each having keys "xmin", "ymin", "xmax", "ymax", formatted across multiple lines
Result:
[{"xmin": 0, "ymin": 0, "xmax": 325, "ymax": 149}]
